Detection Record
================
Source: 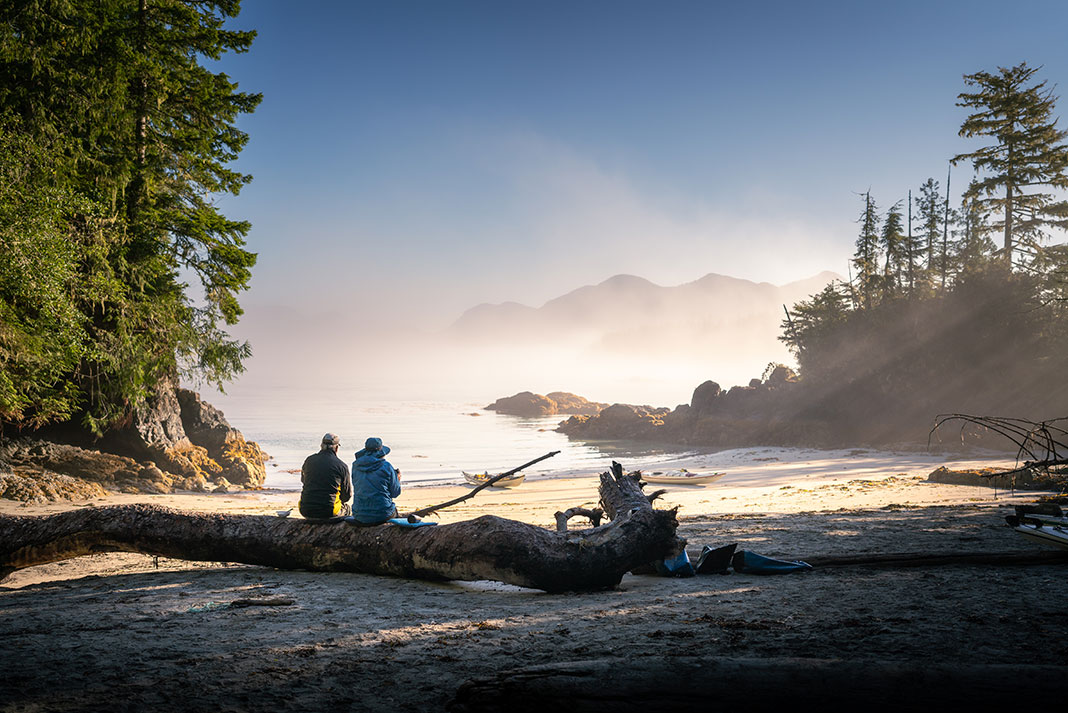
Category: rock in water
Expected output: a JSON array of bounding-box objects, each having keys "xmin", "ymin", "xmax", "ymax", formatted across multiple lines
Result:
[{"xmin": 485, "ymin": 391, "xmax": 607, "ymax": 417}]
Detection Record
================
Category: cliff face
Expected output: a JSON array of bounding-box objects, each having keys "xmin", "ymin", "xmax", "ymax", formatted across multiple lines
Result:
[{"xmin": 0, "ymin": 382, "xmax": 267, "ymax": 503}]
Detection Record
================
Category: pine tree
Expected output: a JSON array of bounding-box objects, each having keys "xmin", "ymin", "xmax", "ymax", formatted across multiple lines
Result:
[
  {"xmin": 952, "ymin": 191, "xmax": 996, "ymax": 280},
  {"xmin": 880, "ymin": 201, "xmax": 905, "ymax": 297},
  {"xmin": 953, "ymin": 62, "xmax": 1068, "ymax": 269},
  {"xmin": 852, "ymin": 191, "xmax": 881, "ymax": 309},
  {"xmin": 915, "ymin": 178, "xmax": 944, "ymax": 288}
]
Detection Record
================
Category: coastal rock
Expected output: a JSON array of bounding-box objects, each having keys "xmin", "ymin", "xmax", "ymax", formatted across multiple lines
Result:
[
  {"xmin": 544, "ymin": 392, "xmax": 607, "ymax": 415},
  {"xmin": 0, "ymin": 471, "xmax": 108, "ymax": 503},
  {"xmin": 557, "ymin": 403, "xmax": 668, "ymax": 440},
  {"xmin": 486, "ymin": 391, "xmax": 607, "ymax": 417},
  {"xmin": 486, "ymin": 391, "xmax": 558, "ymax": 416},
  {"xmin": 0, "ymin": 441, "xmax": 157, "ymax": 501},
  {"xmin": 0, "ymin": 383, "xmax": 267, "ymax": 501},
  {"xmin": 690, "ymin": 380, "xmax": 723, "ymax": 415},
  {"xmin": 556, "ymin": 369, "xmax": 836, "ymax": 448},
  {"xmin": 215, "ymin": 435, "xmax": 266, "ymax": 487},
  {"xmin": 177, "ymin": 389, "xmax": 240, "ymax": 452},
  {"xmin": 113, "ymin": 374, "xmax": 194, "ymax": 459},
  {"xmin": 4, "ymin": 441, "xmax": 144, "ymax": 484}
]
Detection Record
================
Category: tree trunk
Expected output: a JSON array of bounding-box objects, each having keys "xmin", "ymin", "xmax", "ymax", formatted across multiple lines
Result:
[
  {"xmin": 0, "ymin": 468, "xmax": 679, "ymax": 593},
  {"xmin": 447, "ymin": 657, "xmax": 1066, "ymax": 712},
  {"xmin": 1004, "ymin": 175, "xmax": 1014, "ymax": 266}
]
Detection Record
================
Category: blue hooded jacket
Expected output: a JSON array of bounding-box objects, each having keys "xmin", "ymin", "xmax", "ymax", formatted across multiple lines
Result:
[{"xmin": 351, "ymin": 450, "xmax": 401, "ymax": 523}]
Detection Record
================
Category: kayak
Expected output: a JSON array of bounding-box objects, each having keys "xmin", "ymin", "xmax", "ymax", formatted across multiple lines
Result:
[
  {"xmin": 642, "ymin": 469, "xmax": 724, "ymax": 485},
  {"xmin": 1007, "ymin": 512, "xmax": 1068, "ymax": 550},
  {"xmin": 462, "ymin": 470, "xmax": 526, "ymax": 488}
]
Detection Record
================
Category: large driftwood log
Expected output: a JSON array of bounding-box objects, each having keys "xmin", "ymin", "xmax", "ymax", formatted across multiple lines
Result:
[
  {"xmin": 0, "ymin": 464, "xmax": 679, "ymax": 593},
  {"xmin": 448, "ymin": 657, "xmax": 1067, "ymax": 711}
]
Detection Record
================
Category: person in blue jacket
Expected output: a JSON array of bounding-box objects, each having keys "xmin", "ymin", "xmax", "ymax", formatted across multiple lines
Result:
[{"xmin": 351, "ymin": 437, "xmax": 402, "ymax": 524}]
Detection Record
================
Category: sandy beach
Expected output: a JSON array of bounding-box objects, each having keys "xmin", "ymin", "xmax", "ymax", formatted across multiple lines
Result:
[{"xmin": 2, "ymin": 447, "xmax": 1066, "ymax": 711}]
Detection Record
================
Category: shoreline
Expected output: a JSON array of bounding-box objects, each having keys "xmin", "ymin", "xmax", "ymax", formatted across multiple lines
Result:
[
  {"xmin": 4, "ymin": 449, "xmax": 1065, "ymax": 711},
  {"xmin": 1, "ymin": 446, "xmax": 1034, "ymax": 527}
]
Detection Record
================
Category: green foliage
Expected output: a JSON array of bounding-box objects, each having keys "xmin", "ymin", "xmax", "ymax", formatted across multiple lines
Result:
[
  {"xmin": 0, "ymin": 126, "xmax": 86, "ymax": 424},
  {"xmin": 852, "ymin": 192, "xmax": 880, "ymax": 309},
  {"xmin": 0, "ymin": 0, "xmax": 259, "ymax": 432},
  {"xmin": 914, "ymin": 178, "xmax": 944, "ymax": 289},
  {"xmin": 779, "ymin": 282, "xmax": 852, "ymax": 371},
  {"xmin": 953, "ymin": 62, "xmax": 1068, "ymax": 267},
  {"xmin": 952, "ymin": 192, "xmax": 996, "ymax": 280},
  {"xmin": 880, "ymin": 201, "xmax": 905, "ymax": 296},
  {"xmin": 780, "ymin": 63, "xmax": 1068, "ymax": 441}
]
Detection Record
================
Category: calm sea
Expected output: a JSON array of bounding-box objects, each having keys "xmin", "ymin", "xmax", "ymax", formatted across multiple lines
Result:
[{"xmin": 208, "ymin": 386, "xmax": 693, "ymax": 490}]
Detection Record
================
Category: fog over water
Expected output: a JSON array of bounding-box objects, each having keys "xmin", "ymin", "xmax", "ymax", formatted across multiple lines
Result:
[
  {"xmin": 192, "ymin": 3, "xmax": 1068, "ymax": 479},
  {"xmin": 204, "ymin": 271, "xmax": 837, "ymax": 484}
]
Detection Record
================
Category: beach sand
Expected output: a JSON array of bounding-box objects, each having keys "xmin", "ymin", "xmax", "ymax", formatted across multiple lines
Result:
[{"xmin": 2, "ymin": 448, "xmax": 1065, "ymax": 711}]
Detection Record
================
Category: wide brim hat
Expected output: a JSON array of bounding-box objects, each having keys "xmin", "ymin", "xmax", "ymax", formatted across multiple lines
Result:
[{"xmin": 356, "ymin": 436, "xmax": 390, "ymax": 457}]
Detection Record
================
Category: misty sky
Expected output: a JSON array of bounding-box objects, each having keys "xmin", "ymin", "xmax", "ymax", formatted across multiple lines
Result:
[{"xmin": 213, "ymin": 0, "xmax": 1068, "ymax": 339}]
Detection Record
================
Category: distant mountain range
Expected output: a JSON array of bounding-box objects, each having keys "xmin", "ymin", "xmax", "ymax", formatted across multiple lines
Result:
[{"xmin": 446, "ymin": 271, "xmax": 841, "ymax": 358}]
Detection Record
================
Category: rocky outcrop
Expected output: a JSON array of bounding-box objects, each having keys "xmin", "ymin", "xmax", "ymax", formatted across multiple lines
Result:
[
  {"xmin": 176, "ymin": 389, "xmax": 266, "ymax": 488},
  {"xmin": 486, "ymin": 391, "xmax": 607, "ymax": 417},
  {"xmin": 0, "ymin": 383, "xmax": 267, "ymax": 502},
  {"xmin": 0, "ymin": 471, "xmax": 108, "ymax": 503},
  {"xmin": 545, "ymin": 392, "xmax": 607, "ymax": 415},
  {"xmin": 557, "ymin": 404, "xmax": 670, "ymax": 440},
  {"xmin": 0, "ymin": 440, "xmax": 214, "ymax": 503},
  {"xmin": 557, "ymin": 365, "xmax": 835, "ymax": 448}
]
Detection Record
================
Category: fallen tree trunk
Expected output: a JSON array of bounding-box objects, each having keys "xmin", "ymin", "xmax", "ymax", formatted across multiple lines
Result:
[
  {"xmin": 0, "ymin": 465, "xmax": 680, "ymax": 593},
  {"xmin": 448, "ymin": 657, "xmax": 1067, "ymax": 712}
]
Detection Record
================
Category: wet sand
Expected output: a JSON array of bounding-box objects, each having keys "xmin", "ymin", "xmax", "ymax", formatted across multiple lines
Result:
[{"xmin": 2, "ymin": 449, "xmax": 1065, "ymax": 711}]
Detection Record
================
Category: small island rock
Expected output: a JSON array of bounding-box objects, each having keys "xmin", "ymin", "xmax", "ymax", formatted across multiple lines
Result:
[{"xmin": 486, "ymin": 391, "xmax": 607, "ymax": 417}]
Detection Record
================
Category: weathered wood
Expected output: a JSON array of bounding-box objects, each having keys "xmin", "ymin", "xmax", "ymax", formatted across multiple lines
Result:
[
  {"xmin": 447, "ymin": 657, "xmax": 1066, "ymax": 712},
  {"xmin": 598, "ymin": 462, "xmax": 651, "ymax": 519},
  {"xmin": 554, "ymin": 507, "xmax": 603, "ymax": 532},
  {"xmin": 0, "ymin": 500, "xmax": 679, "ymax": 593}
]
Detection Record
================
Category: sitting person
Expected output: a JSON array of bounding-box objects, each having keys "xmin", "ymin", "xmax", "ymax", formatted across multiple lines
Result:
[
  {"xmin": 298, "ymin": 433, "xmax": 353, "ymax": 519},
  {"xmin": 351, "ymin": 437, "xmax": 401, "ymax": 524}
]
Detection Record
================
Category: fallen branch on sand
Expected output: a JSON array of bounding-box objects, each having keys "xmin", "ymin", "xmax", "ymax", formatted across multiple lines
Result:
[
  {"xmin": 932, "ymin": 415, "xmax": 1068, "ymax": 471},
  {"xmin": 0, "ymin": 462, "xmax": 681, "ymax": 593},
  {"xmin": 408, "ymin": 450, "xmax": 560, "ymax": 518}
]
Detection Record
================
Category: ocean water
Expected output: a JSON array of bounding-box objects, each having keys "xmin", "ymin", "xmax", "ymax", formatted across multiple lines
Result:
[{"xmin": 208, "ymin": 386, "xmax": 692, "ymax": 490}]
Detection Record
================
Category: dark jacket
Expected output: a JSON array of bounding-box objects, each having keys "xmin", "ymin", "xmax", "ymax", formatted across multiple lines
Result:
[
  {"xmin": 351, "ymin": 452, "xmax": 401, "ymax": 523},
  {"xmin": 299, "ymin": 448, "xmax": 352, "ymax": 518}
]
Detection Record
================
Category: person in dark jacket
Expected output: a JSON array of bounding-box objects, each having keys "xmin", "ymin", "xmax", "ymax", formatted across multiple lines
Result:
[
  {"xmin": 299, "ymin": 433, "xmax": 353, "ymax": 518},
  {"xmin": 351, "ymin": 437, "xmax": 401, "ymax": 524}
]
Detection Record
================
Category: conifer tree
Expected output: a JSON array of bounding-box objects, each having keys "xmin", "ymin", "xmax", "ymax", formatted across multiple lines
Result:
[
  {"xmin": 0, "ymin": 0, "xmax": 260, "ymax": 430},
  {"xmin": 953, "ymin": 62, "xmax": 1068, "ymax": 269},
  {"xmin": 915, "ymin": 178, "xmax": 944, "ymax": 288},
  {"xmin": 951, "ymin": 191, "xmax": 995, "ymax": 281},
  {"xmin": 880, "ymin": 201, "xmax": 905, "ymax": 297},
  {"xmin": 852, "ymin": 192, "xmax": 881, "ymax": 309}
]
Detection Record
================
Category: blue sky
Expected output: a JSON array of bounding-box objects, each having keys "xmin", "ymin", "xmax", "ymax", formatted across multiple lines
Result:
[{"xmin": 214, "ymin": 0, "xmax": 1068, "ymax": 332}]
